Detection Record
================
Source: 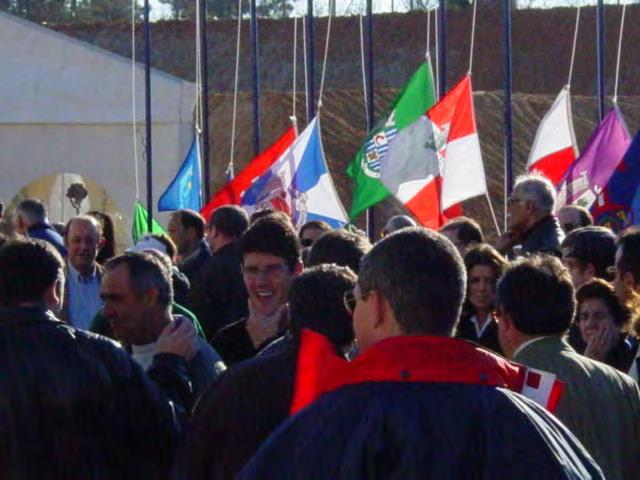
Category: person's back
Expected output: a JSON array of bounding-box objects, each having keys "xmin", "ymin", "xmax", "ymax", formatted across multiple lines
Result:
[{"xmin": 514, "ymin": 338, "xmax": 640, "ymax": 480}]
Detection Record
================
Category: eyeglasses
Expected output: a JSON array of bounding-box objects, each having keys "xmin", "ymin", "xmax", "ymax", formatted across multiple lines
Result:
[
  {"xmin": 301, "ymin": 238, "xmax": 313, "ymax": 248},
  {"xmin": 343, "ymin": 289, "xmax": 357, "ymax": 315},
  {"xmin": 242, "ymin": 264, "xmax": 290, "ymax": 279},
  {"xmin": 507, "ymin": 197, "xmax": 527, "ymax": 207}
]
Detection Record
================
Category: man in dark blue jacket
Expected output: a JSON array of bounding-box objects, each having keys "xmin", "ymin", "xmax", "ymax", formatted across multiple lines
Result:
[
  {"xmin": 12, "ymin": 197, "xmax": 66, "ymax": 256},
  {"xmin": 0, "ymin": 239, "xmax": 195, "ymax": 478},
  {"xmin": 240, "ymin": 228, "xmax": 603, "ymax": 479}
]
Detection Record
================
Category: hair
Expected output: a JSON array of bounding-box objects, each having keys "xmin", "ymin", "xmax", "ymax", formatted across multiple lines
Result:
[
  {"xmin": 15, "ymin": 198, "xmax": 46, "ymax": 224},
  {"xmin": 299, "ymin": 220, "xmax": 332, "ymax": 238},
  {"xmin": 382, "ymin": 215, "xmax": 417, "ymax": 236},
  {"xmin": 105, "ymin": 252, "xmax": 173, "ymax": 308},
  {"xmin": 575, "ymin": 278, "xmax": 630, "ymax": 330},
  {"xmin": 358, "ymin": 227, "xmax": 466, "ymax": 336},
  {"xmin": 209, "ymin": 205, "xmax": 249, "ymax": 239},
  {"xmin": 561, "ymin": 226, "xmax": 617, "ymax": 280},
  {"xmin": 616, "ymin": 229, "xmax": 640, "ymax": 283},
  {"xmin": 0, "ymin": 199, "xmax": 4, "ymax": 218},
  {"xmin": 306, "ymin": 229, "xmax": 372, "ymax": 274},
  {"xmin": 462, "ymin": 244, "xmax": 508, "ymax": 314},
  {"xmin": 146, "ymin": 233, "xmax": 177, "ymax": 260},
  {"xmin": 0, "ymin": 239, "xmax": 64, "ymax": 306},
  {"xmin": 249, "ymin": 209, "xmax": 293, "ymax": 229},
  {"xmin": 63, "ymin": 215, "xmax": 102, "ymax": 241},
  {"xmin": 513, "ymin": 173, "xmax": 556, "ymax": 215},
  {"xmin": 250, "ymin": 208, "xmax": 276, "ymax": 225},
  {"xmin": 440, "ymin": 216, "xmax": 484, "ymax": 245},
  {"xmin": 174, "ymin": 209, "xmax": 206, "ymax": 239},
  {"xmin": 559, "ymin": 205, "xmax": 593, "ymax": 230},
  {"xmin": 497, "ymin": 254, "xmax": 575, "ymax": 336},
  {"xmin": 240, "ymin": 218, "xmax": 301, "ymax": 271},
  {"xmin": 88, "ymin": 211, "xmax": 117, "ymax": 264},
  {"xmin": 288, "ymin": 264, "xmax": 357, "ymax": 349}
]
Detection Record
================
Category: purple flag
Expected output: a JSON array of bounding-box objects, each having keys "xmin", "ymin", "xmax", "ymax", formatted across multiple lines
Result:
[{"xmin": 556, "ymin": 106, "xmax": 631, "ymax": 209}]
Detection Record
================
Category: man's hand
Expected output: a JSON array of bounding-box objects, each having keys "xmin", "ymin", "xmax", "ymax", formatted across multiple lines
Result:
[
  {"xmin": 156, "ymin": 316, "xmax": 199, "ymax": 361},
  {"xmin": 246, "ymin": 304, "xmax": 288, "ymax": 349},
  {"xmin": 583, "ymin": 322, "xmax": 618, "ymax": 362},
  {"xmin": 495, "ymin": 231, "xmax": 518, "ymax": 254}
]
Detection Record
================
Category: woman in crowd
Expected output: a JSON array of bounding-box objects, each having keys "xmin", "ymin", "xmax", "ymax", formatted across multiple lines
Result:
[
  {"xmin": 575, "ymin": 278, "xmax": 639, "ymax": 372},
  {"xmin": 455, "ymin": 244, "xmax": 507, "ymax": 354}
]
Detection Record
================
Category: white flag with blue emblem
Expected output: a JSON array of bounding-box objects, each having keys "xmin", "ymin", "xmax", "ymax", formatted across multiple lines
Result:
[{"xmin": 240, "ymin": 117, "xmax": 348, "ymax": 229}]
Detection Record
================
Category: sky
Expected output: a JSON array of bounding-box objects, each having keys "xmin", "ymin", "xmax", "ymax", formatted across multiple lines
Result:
[{"xmin": 149, "ymin": 0, "xmax": 637, "ymax": 21}]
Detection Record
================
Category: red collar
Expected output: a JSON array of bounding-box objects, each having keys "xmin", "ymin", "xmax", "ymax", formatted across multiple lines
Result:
[{"xmin": 291, "ymin": 330, "xmax": 529, "ymax": 415}]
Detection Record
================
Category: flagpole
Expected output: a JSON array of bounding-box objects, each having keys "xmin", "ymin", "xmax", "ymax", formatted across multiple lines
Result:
[
  {"xmin": 596, "ymin": 0, "xmax": 605, "ymax": 122},
  {"xmin": 503, "ymin": 0, "xmax": 513, "ymax": 230},
  {"xmin": 143, "ymin": 0, "xmax": 153, "ymax": 232},
  {"xmin": 438, "ymin": 0, "xmax": 446, "ymax": 97},
  {"xmin": 306, "ymin": 0, "xmax": 315, "ymax": 121},
  {"xmin": 198, "ymin": 0, "xmax": 211, "ymax": 202},
  {"xmin": 250, "ymin": 0, "xmax": 261, "ymax": 155},
  {"xmin": 365, "ymin": 0, "xmax": 376, "ymax": 243}
]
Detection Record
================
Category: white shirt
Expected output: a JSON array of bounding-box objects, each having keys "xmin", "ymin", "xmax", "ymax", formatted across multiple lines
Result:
[
  {"xmin": 131, "ymin": 342, "xmax": 158, "ymax": 371},
  {"xmin": 470, "ymin": 314, "xmax": 493, "ymax": 338}
]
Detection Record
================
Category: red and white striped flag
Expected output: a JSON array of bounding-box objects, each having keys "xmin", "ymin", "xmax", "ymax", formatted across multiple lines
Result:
[{"xmin": 527, "ymin": 87, "xmax": 579, "ymax": 185}]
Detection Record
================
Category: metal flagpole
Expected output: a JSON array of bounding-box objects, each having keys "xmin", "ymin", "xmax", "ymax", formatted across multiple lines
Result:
[
  {"xmin": 199, "ymin": 0, "xmax": 211, "ymax": 202},
  {"xmin": 143, "ymin": 0, "xmax": 153, "ymax": 231},
  {"xmin": 365, "ymin": 0, "xmax": 375, "ymax": 242},
  {"xmin": 503, "ymin": 0, "xmax": 513, "ymax": 230},
  {"xmin": 250, "ymin": 0, "xmax": 261, "ymax": 155},
  {"xmin": 438, "ymin": 0, "xmax": 446, "ymax": 97},
  {"xmin": 596, "ymin": 0, "xmax": 605, "ymax": 121},
  {"xmin": 306, "ymin": 0, "xmax": 315, "ymax": 121}
]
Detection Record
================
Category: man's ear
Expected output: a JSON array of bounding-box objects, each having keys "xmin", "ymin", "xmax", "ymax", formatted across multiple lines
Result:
[
  {"xmin": 144, "ymin": 287, "xmax": 160, "ymax": 307},
  {"xmin": 45, "ymin": 277, "xmax": 64, "ymax": 312},
  {"xmin": 623, "ymin": 271, "xmax": 637, "ymax": 291},
  {"xmin": 584, "ymin": 262, "xmax": 596, "ymax": 280}
]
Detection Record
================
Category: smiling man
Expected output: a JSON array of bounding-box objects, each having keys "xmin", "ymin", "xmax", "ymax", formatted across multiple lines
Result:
[
  {"xmin": 211, "ymin": 217, "xmax": 302, "ymax": 365},
  {"xmin": 60, "ymin": 215, "xmax": 104, "ymax": 330}
]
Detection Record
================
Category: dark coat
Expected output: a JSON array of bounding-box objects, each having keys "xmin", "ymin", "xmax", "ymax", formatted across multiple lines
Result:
[
  {"xmin": 27, "ymin": 222, "xmax": 66, "ymax": 257},
  {"xmin": 181, "ymin": 336, "xmax": 298, "ymax": 479},
  {"xmin": 178, "ymin": 239, "xmax": 211, "ymax": 287},
  {"xmin": 454, "ymin": 312, "xmax": 503, "ymax": 355},
  {"xmin": 0, "ymin": 306, "xmax": 191, "ymax": 479},
  {"xmin": 239, "ymin": 383, "xmax": 602, "ymax": 479},
  {"xmin": 187, "ymin": 242, "xmax": 247, "ymax": 341},
  {"xmin": 519, "ymin": 214, "xmax": 564, "ymax": 257}
]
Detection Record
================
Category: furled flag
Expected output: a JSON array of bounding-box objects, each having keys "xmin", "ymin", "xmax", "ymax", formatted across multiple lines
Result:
[
  {"xmin": 378, "ymin": 74, "xmax": 486, "ymax": 228},
  {"xmin": 200, "ymin": 127, "xmax": 296, "ymax": 221},
  {"xmin": 590, "ymin": 129, "xmax": 640, "ymax": 232},
  {"xmin": 240, "ymin": 117, "xmax": 348, "ymax": 229},
  {"xmin": 132, "ymin": 201, "xmax": 166, "ymax": 244},
  {"xmin": 527, "ymin": 86, "xmax": 579, "ymax": 185},
  {"xmin": 556, "ymin": 106, "xmax": 631, "ymax": 209},
  {"xmin": 158, "ymin": 137, "xmax": 202, "ymax": 211},
  {"xmin": 347, "ymin": 60, "xmax": 436, "ymax": 220}
]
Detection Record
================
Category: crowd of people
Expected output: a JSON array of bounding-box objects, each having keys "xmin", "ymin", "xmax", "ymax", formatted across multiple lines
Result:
[{"xmin": 0, "ymin": 171, "xmax": 639, "ymax": 478}]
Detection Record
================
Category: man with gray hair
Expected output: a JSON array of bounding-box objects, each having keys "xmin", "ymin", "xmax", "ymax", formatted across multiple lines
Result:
[
  {"xmin": 380, "ymin": 214, "xmax": 416, "ymax": 237},
  {"xmin": 100, "ymin": 251, "xmax": 225, "ymax": 397},
  {"xmin": 12, "ymin": 197, "xmax": 66, "ymax": 256},
  {"xmin": 496, "ymin": 173, "xmax": 564, "ymax": 257}
]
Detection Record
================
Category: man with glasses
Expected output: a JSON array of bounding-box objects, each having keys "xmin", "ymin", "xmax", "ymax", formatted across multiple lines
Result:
[
  {"xmin": 211, "ymin": 217, "xmax": 302, "ymax": 365},
  {"xmin": 239, "ymin": 228, "xmax": 603, "ymax": 479},
  {"xmin": 557, "ymin": 204, "xmax": 593, "ymax": 234},
  {"xmin": 496, "ymin": 173, "xmax": 564, "ymax": 257}
]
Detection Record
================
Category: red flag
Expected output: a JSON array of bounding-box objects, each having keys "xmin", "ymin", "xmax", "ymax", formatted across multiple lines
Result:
[{"xmin": 200, "ymin": 127, "xmax": 297, "ymax": 221}]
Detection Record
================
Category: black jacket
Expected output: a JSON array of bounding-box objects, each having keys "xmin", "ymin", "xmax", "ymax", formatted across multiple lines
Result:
[
  {"xmin": 0, "ymin": 306, "xmax": 190, "ymax": 479},
  {"xmin": 520, "ymin": 214, "xmax": 564, "ymax": 257},
  {"xmin": 187, "ymin": 242, "xmax": 248, "ymax": 341}
]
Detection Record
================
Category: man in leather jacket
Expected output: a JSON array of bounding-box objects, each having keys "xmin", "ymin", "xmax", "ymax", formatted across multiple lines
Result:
[{"xmin": 0, "ymin": 238, "xmax": 196, "ymax": 478}]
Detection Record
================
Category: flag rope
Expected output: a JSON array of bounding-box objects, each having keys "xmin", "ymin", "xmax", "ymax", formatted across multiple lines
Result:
[
  {"xmin": 468, "ymin": 0, "xmax": 478, "ymax": 74},
  {"xmin": 130, "ymin": 0, "xmax": 140, "ymax": 200},
  {"xmin": 303, "ymin": 14, "xmax": 309, "ymax": 123},
  {"xmin": 434, "ymin": 6, "xmax": 439, "ymax": 100},
  {"xmin": 485, "ymin": 192, "xmax": 501, "ymax": 236},
  {"xmin": 613, "ymin": 4, "xmax": 627, "ymax": 104},
  {"xmin": 292, "ymin": 16, "xmax": 298, "ymax": 122},
  {"xmin": 317, "ymin": 0, "xmax": 335, "ymax": 113},
  {"xmin": 195, "ymin": 0, "xmax": 203, "ymax": 135},
  {"xmin": 228, "ymin": 0, "xmax": 243, "ymax": 177},
  {"xmin": 566, "ymin": 6, "xmax": 581, "ymax": 88},
  {"xmin": 425, "ymin": 8, "xmax": 431, "ymax": 59},
  {"xmin": 359, "ymin": 14, "xmax": 369, "ymax": 129}
]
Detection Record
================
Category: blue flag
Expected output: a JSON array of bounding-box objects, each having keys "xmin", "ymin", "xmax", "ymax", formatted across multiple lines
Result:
[
  {"xmin": 240, "ymin": 117, "xmax": 348, "ymax": 229},
  {"xmin": 158, "ymin": 137, "xmax": 202, "ymax": 211},
  {"xmin": 591, "ymin": 129, "xmax": 640, "ymax": 232}
]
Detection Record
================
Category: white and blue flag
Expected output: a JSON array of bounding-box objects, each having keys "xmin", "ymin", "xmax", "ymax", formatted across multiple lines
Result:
[{"xmin": 240, "ymin": 117, "xmax": 348, "ymax": 229}]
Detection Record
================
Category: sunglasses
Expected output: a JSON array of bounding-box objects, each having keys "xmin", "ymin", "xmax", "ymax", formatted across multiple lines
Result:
[{"xmin": 343, "ymin": 289, "xmax": 357, "ymax": 315}]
